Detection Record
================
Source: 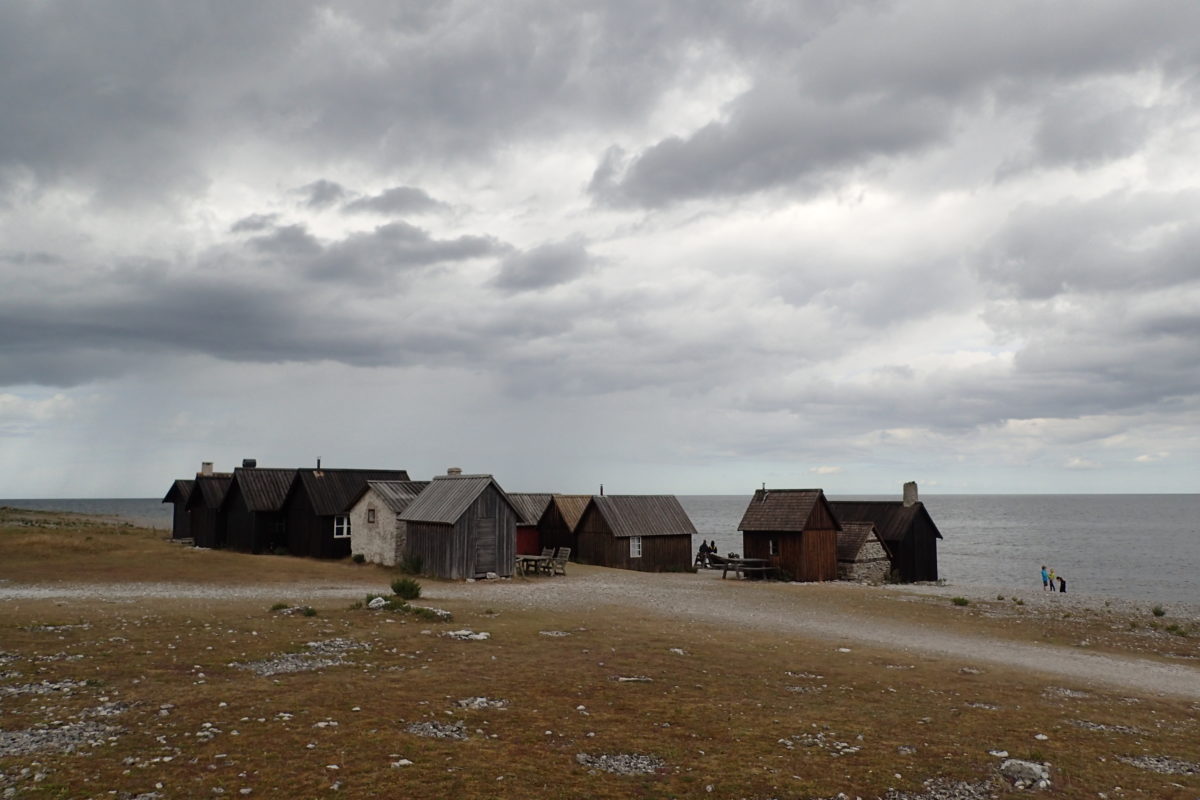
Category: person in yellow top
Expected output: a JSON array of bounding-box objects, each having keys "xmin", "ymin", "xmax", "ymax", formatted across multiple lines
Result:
[{"xmin": 1048, "ymin": 568, "xmax": 1057, "ymax": 591}]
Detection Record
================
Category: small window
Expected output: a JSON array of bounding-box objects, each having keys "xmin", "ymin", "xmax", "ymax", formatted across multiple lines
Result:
[
  {"xmin": 630, "ymin": 536, "xmax": 642, "ymax": 558},
  {"xmin": 333, "ymin": 515, "xmax": 351, "ymax": 538},
  {"xmin": 768, "ymin": 538, "xmax": 778, "ymax": 556},
  {"xmin": 366, "ymin": 507, "xmax": 376, "ymax": 524}
]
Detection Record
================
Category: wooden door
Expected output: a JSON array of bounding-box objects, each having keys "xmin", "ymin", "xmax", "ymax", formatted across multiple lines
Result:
[{"xmin": 474, "ymin": 517, "xmax": 497, "ymax": 575}]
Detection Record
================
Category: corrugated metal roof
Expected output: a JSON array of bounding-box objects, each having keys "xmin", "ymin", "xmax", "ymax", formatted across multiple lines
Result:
[
  {"xmin": 836, "ymin": 521, "xmax": 880, "ymax": 561},
  {"xmin": 296, "ymin": 468, "xmax": 412, "ymax": 516},
  {"xmin": 507, "ymin": 493, "xmax": 552, "ymax": 525},
  {"xmin": 399, "ymin": 474, "xmax": 515, "ymax": 525},
  {"xmin": 738, "ymin": 489, "xmax": 827, "ymax": 532},
  {"xmin": 162, "ymin": 479, "xmax": 194, "ymax": 504},
  {"xmin": 189, "ymin": 474, "xmax": 232, "ymax": 509},
  {"xmin": 231, "ymin": 468, "xmax": 297, "ymax": 512},
  {"xmin": 829, "ymin": 501, "xmax": 943, "ymax": 542},
  {"xmin": 587, "ymin": 495, "xmax": 697, "ymax": 538},
  {"xmin": 365, "ymin": 480, "xmax": 430, "ymax": 514},
  {"xmin": 548, "ymin": 494, "xmax": 592, "ymax": 532}
]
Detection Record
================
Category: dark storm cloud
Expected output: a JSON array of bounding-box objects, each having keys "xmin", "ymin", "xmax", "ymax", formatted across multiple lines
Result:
[
  {"xmin": 307, "ymin": 221, "xmax": 506, "ymax": 282},
  {"xmin": 295, "ymin": 180, "xmax": 348, "ymax": 210},
  {"xmin": 492, "ymin": 237, "xmax": 593, "ymax": 293},
  {"xmin": 343, "ymin": 186, "xmax": 446, "ymax": 215},
  {"xmin": 230, "ymin": 213, "xmax": 280, "ymax": 233}
]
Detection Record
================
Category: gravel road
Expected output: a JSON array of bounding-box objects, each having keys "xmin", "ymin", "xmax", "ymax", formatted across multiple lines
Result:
[{"xmin": 3, "ymin": 570, "xmax": 1198, "ymax": 699}]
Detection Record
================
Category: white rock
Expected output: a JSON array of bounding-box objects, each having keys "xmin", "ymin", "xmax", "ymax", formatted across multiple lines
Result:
[
  {"xmin": 391, "ymin": 759, "xmax": 413, "ymax": 768},
  {"xmin": 367, "ymin": 597, "xmax": 387, "ymax": 610},
  {"xmin": 1000, "ymin": 758, "xmax": 1051, "ymax": 787},
  {"xmin": 1034, "ymin": 733, "xmax": 1049, "ymax": 741}
]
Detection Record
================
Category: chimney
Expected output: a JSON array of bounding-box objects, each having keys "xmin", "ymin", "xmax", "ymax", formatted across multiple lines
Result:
[
  {"xmin": 200, "ymin": 461, "xmax": 213, "ymax": 476},
  {"xmin": 599, "ymin": 483, "xmax": 604, "ymax": 496},
  {"xmin": 447, "ymin": 467, "xmax": 463, "ymax": 476},
  {"xmin": 242, "ymin": 458, "xmax": 257, "ymax": 469},
  {"xmin": 903, "ymin": 481, "xmax": 918, "ymax": 507},
  {"xmin": 316, "ymin": 457, "xmax": 321, "ymax": 470}
]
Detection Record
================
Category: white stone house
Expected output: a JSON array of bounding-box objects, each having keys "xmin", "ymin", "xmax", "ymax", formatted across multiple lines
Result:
[
  {"xmin": 836, "ymin": 521, "xmax": 893, "ymax": 583},
  {"xmin": 347, "ymin": 480, "xmax": 429, "ymax": 566}
]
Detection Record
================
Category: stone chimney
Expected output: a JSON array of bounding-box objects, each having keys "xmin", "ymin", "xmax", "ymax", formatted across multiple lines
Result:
[
  {"xmin": 447, "ymin": 467, "xmax": 463, "ymax": 476},
  {"xmin": 200, "ymin": 461, "xmax": 213, "ymax": 476},
  {"xmin": 903, "ymin": 481, "xmax": 918, "ymax": 507}
]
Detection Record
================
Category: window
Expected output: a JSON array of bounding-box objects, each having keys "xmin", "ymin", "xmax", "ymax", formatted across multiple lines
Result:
[
  {"xmin": 630, "ymin": 536, "xmax": 642, "ymax": 558},
  {"xmin": 768, "ymin": 538, "xmax": 778, "ymax": 556},
  {"xmin": 333, "ymin": 515, "xmax": 351, "ymax": 538},
  {"xmin": 366, "ymin": 507, "xmax": 376, "ymax": 524}
]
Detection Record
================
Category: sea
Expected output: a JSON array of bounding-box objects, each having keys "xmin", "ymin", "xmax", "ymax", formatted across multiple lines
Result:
[{"xmin": 2, "ymin": 494, "xmax": 1197, "ymax": 607}]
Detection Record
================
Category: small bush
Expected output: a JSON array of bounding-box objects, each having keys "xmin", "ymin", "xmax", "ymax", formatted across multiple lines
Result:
[
  {"xmin": 347, "ymin": 600, "xmax": 363, "ymax": 610},
  {"xmin": 1165, "ymin": 623, "xmax": 1188, "ymax": 637},
  {"xmin": 392, "ymin": 577, "xmax": 422, "ymax": 600},
  {"xmin": 269, "ymin": 602, "xmax": 289, "ymax": 612},
  {"xmin": 301, "ymin": 606, "xmax": 317, "ymax": 617},
  {"xmin": 997, "ymin": 594, "xmax": 1006, "ymax": 601},
  {"xmin": 951, "ymin": 597, "xmax": 970, "ymax": 606},
  {"xmin": 1152, "ymin": 605, "xmax": 1166, "ymax": 617},
  {"xmin": 1014, "ymin": 598, "xmax": 1025, "ymax": 606},
  {"xmin": 398, "ymin": 554, "xmax": 423, "ymax": 575},
  {"xmin": 351, "ymin": 553, "xmax": 365, "ymax": 564}
]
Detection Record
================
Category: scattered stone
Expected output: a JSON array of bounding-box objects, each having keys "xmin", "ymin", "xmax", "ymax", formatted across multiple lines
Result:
[
  {"xmin": 442, "ymin": 630, "xmax": 489, "ymax": 641},
  {"xmin": 390, "ymin": 759, "xmax": 413, "ymax": 768},
  {"xmin": 958, "ymin": 667, "xmax": 983, "ymax": 675},
  {"xmin": 367, "ymin": 597, "xmax": 387, "ymax": 610},
  {"xmin": 779, "ymin": 731, "xmax": 861, "ymax": 757},
  {"xmin": 1068, "ymin": 719, "xmax": 1145, "ymax": 736},
  {"xmin": 1117, "ymin": 754, "xmax": 1200, "ymax": 775},
  {"xmin": 988, "ymin": 750, "xmax": 1008, "ymax": 758},
  {"xmin": 785, "ymin": 685, "xmax": 826, "ymax": 694},
  {"xmin": 538, "ymin": 630, "xmax": 570, "ymax": 637},
  {"xmin": 575, "ymin": 752, "xmax": 665, "ymax": 775},
  {"xmin": 411, "ymin": 605, "xmax": 453, "ymax": 620},
  {"xmin": 611, "ymin": 676, "xmax": 652, "ymax": 683},
  {"xmin": 785, "ymin": 671, "xmax": 823, "ymax": 679},
  {"xmin": 1000, "ymin": 758, "xmax": 1051, "ymax": 790},
  {"xmin": 1033, "ymin": 733, "xmax": 1049, "ymax": 741},
  {"xmin": 0, "ymin": 721, "xmax": 121, "ymax": 756},
  {"xmin": 879, "ymin": 778, "xmax": 997, "ymax": 799},
  {"xmin": 0, "ymin": 679, "xmax": 89, "ymax": 698},
  {"xmin": 964, "ymin": 702, "xmax": 999, "ymax": 710},
  {"xmin": 232, "ymin": 639, "xmax": 369, "ymax": 676},
  {"xmin": 1043, "ymin": 686, "xmax": 1090, "ymax": 699},
  {"xmin": 668, "ymin": 648, "xmax": 687, "ymax": 655},
  {"xmin": 897, "ymin": 745, "xmax": 917, "ymax": 755},
  {"xmin": 456, "ymin": 697, "xmax": 507, "ymax": 710},
  {"xmin": 405, "ymin": 720, "xmax": 468, "ymax": 740}
]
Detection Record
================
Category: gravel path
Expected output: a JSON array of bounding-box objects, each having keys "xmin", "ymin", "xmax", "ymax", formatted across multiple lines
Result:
[{"xmin": 3, "ymin": 571, "xmax": 1198, "ymax": 699}]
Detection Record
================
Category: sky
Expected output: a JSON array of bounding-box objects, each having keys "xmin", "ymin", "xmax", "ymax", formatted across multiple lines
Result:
[{"xmin": 1, "ymin": 1, "xmax": 1198, "ymax": 498}]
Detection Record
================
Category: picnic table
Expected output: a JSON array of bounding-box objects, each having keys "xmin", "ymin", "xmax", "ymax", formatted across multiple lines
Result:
[
  {"xmin": 720, "ymin": 557, "xmax": 777, "ymax": 580},
  {"xmin": 516, "ymin": 554, "xmax": 552, "ymax": 576}
]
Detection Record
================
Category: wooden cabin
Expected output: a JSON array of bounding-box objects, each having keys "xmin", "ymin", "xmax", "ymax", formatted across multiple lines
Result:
[
  {"xmin": 737, "ymin": 489, "xmax": 840, "ymax": 581},
  {"xmin": 829, "ymin": 482, "xmax": 942, "ymax": 583},
  {"xmin": 574, "ymin": 495, "xmax": 696, "ymax": 572},
  {"xmin": 346, "ymin": 480, "xmax": 430, "ymax": 566},
  {"xmin": 281, "ymin": 468, "xmax": 411, "ymax": 559},
  {"xmin": 836, "ymin": 521, "xmax": 892, "ymax": 583},
  {"xmin": 184, "ymin": 472, "xmax": 233, "ymax": 549},
  {"xmin": 537, "ymin": 494, "xmax": 591, "ymax": 554},
  {"xmin": 221, "ymin": 467, "xmax": 297, "ymax": 554},
  {"xmin": 161, "ymin": 479, "xmax": 194, "ymax": 541},
  {"xmin": 507, "ymin": 493, "xmax": 552, "ymax": 555},
  {"xmin": 399, "ymin": 473, "xmax": 518, "ymax": 579}
]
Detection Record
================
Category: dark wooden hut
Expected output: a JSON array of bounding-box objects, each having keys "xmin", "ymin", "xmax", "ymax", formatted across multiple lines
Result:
[
  {"xmin": 184, "ymin": 473, "xmax": 233, "ymax": 549},
  {"xmin": 737, "ymin": 489, "xmax": 840, "ymax": 582},
  {"xmin": 281, "ymin": 468, "xmax": 411, "ymax": 559},
  {"xmin": 507, "ymin": 493, "xmax": 552, "ymax": 555},
  {"xmin": 399, "ymin": 474, "xmax": 518, "ymax": 579},
  {"xmin": 536, "ymin": 494, "xmax": 591, "ymax": 554},
  {"xmin": 829, "ymin": 483, "xmax": 941, "ymax": 583},
  {"xmin": 574, "ymin": 495, "xmax": 696, "ymax": 572},
  {"xmin": 221, "ymin": 467, "xmax": 297, "ymax": 554},
  {"xmin": 161, "ymin": 479, "xmax": 194, "ymax": 541},
  {"xmin": 836, "ymin": 521, "xmax": 892, "ymax": 582}
]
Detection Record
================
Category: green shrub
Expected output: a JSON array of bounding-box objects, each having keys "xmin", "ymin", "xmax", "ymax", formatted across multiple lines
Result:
[
  {"xmin": 997, "ymin": 594, "xmax": 1006, "ymax": 601},
  {"xmin": 351, "ymin": 553, "xmax": 365, "ymax": 564},
  {"xmin": 1152, "ymin": 605, "xmax": 1166, "ymax": 617},
  {"xmin": 398, "ymin": 554, "xmax": 423, "ymax": 575},
  {"xmin": 391, "ymin": 577, "xmax": 422, "ymax": 600},
  {"xmin": 1165, "ymin": 623, "xmax": 1188, "ymax": 637},
  {"xmin": 300, "ymin": 606, "xmax": 317, "ymax": 617},
  {"xmin": 951, "ymin": 597, "xmax": 970, "ymax": 606},
  {"xmin": 269, "ymin": 602, "xmax": 289, "ymax": 612}
]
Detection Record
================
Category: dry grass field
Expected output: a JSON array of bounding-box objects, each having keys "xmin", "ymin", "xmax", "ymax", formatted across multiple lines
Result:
[{"xmin": 2, "ymin": 507, "xmax": 1199, "ymax": 799}]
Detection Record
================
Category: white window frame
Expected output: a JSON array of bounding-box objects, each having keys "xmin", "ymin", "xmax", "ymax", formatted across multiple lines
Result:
[
  {"xmin": 366, "ymin": 507, "xmax": 376, "ymax": 524},
  {"xmin": 768, "ymin": 538, "xmax": 778, "ymax": 556},
  {"xmin": 333, "ymin": 515, "xmax": 351, "ymax": 538},
  {"xmin": 629, "ymin": 536, "xmax": 643, "ymax": 558}
]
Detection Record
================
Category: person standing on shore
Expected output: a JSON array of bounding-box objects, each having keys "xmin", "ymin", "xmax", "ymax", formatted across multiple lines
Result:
[
  {"xmin": 1048, "ymin": 568, "xmax": 1057, "ymax": 591},
  {"xmin": 1057, "ymin": 575, "xmax": 1067, "ymax": 593},
  {"xmin": 1041, "ymin": 565, "xmax": 1050, "ymax": 591}
]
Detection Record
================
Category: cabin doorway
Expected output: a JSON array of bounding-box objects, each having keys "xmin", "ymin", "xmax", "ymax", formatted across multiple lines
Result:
[{"xmin": 474, "ymin": 517, "xmax": 497, "ymax": 575}]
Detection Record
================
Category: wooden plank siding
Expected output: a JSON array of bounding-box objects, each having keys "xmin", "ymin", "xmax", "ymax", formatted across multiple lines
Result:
[
  {"xmin": 404, "ymin": 483, "xmax": 517, "ymax": 580},
  {"xmin": 285, "ymin": 487, "xmax": 339, "ymax": 558},
  {"xmin": 576, "ymin": 526, "xmax": 691, "ymax": 571},
  {"xmin": 573, "ymin": 495, "xmax": 695, "ymax": 572},
  {"xmin": 223, "ymin": 481, "xmax": 286, "ymax": 554},
  {"xmin": 744, "ymin": 529, "xmax": 838, "ymax": 581}
]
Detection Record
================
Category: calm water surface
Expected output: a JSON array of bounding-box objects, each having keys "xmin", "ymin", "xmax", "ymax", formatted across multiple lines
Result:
[{"xmin": 4, "ymin": 495, "xmax": 1197, "ymax": 606}]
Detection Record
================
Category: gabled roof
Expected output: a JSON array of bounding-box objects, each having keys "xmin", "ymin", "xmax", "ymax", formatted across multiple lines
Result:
[
  {"xmin": 584, "ymin": 495, "xmax": 697, "ymax": 538},
  {"xmin": 543, "ymin": 494, "xmax": 592, "ymax": 532},
  {"xmin": 186, "ymin": 474, "xmax": 233, "ymax": 510},
  {"xmin": 837, "ymin": 521, "xmax": 886, "ymax": 561},
  {"xmin": 225, "ymin": 468, "xmax": 297, "ymax": 512},
  {"xmin": 738, "ymin": 489, "xmax": 840, "ymax": 532},
  {"xmin": 292, "ymin": 468, "xmax": 412, "ymax": 516},
  {"xmin": 507, "ymin": 493, "xmax": 552, "ymax": 525},
  {"xmin": 399, "ymin": 474, "xmax": 516, "ymax": 525},
  {"xmin": 828, "ymin": 501, "xmax": 943, "ymax": 542},
  {"xmin": 162, "ymin": 479, "xmax": 194, "ymax": 504},
  {"xmin": 358, "ymin": 480, "xmax": 431, "ymax": 514}
]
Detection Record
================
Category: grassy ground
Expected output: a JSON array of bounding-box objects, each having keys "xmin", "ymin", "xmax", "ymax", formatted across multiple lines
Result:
[{"xmin": 2, "ymin": 509, "xmax": 1199, "ymax": 799}]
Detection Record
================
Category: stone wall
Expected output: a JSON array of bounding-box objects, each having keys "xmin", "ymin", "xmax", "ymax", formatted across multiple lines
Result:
[
  {"xmin": 838, "ymin": 539, "xmax": 891, "ymax": 583},
  {"xmin": 349, "ymin": 491, "xmax": 405, "ymax": 567}
]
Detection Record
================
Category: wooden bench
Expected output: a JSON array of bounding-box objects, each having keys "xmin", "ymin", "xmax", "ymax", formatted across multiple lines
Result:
[{"xmin": 721, "ymin": 559, "xmax": 777, "ymax": 580}]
